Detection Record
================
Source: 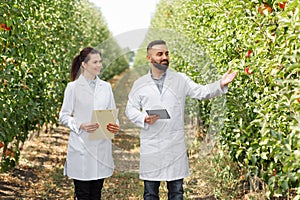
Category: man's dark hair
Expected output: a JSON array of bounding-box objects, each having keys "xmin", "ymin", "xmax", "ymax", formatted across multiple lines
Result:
[{"xmin": 147, "ymin": 40, "xmax": 166, "ymax": 52}]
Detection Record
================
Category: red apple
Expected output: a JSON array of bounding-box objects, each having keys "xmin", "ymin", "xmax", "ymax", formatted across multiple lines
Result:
[
  {"xmin": 279, "ymin": 2, "xmax": 286, "ymax": 9},
  {"xmin": 5, "ymin": 149, "xmax": 11, "ymax": 156},
  {"xmin": 258, "ymin": 3, "xmax": 273, "ymax": 14},
  {"xmin": 245, "ymin": 66, "xmax": 253, "ymax": 75},
  {"xmin": 0, "ymin": 23, "xmax": 6, "ymax": 30},
  {"xmin": 0, "ymin": 23, "xmax": 12, "ymax": 31},
  {"xmin": 245, "ymin": 50, "xmax": 253, "ymax": 58}
]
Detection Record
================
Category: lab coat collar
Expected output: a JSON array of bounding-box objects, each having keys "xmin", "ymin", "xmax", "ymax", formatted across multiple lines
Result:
[
  {"xmin": 76, "ymin": 75, "xmax": 103, "ymax": 95},
  {"xmin": 147, "ymin": 69, "xmax": 175, "ymax": 95},
  {"xmin": 149, "ymin": 69, "xmax": 166, "ymax": 80},
  {"xmin": 76, "ymin": 74, "xmax": 103, "ymax": 87},
  {"xmin": 147, "ymin": 69, "xmax": 172, "ymax": 79}
]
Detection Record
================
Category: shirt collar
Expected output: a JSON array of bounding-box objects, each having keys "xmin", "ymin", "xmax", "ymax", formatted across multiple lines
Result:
[{"xmin": 150, "ymin": 69, "xmax": 167, "ymax": 80}]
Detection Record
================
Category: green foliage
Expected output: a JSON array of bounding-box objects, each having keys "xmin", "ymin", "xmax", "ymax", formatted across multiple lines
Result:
[
  {"xmin": 138, "ymin": 0, "xmax": 300, "ymax": 197},
  {"xmin": 0, "ymin": 0, "xmax": 128, "ymax": 171}
]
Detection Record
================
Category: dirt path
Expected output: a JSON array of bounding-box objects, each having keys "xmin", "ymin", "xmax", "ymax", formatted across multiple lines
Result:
[
  {"xmin": 0, "ymin": 68, "xmax": 222, "ymax": 199},
  {"xmin": 110, "ymin": 68, "xmax": 142, "ymax": 173}
]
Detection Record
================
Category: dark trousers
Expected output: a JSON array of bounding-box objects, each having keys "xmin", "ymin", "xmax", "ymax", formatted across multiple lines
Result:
[
  {"xmin": 144, "ymin": 179, "xmax": 184, "ymax": 200},
  {"xmin": 73, "ymin": 179, "xmax": 104, "ymax": 200}
]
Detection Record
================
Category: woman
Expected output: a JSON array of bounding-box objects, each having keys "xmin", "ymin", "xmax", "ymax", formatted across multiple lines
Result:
[{"xmin": 59, "ymin": 47, "xmax": 119, "ymax": 199}]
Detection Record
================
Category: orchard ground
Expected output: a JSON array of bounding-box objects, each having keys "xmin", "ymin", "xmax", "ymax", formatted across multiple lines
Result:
[{"xmin": 0, "ymin": 68, "xmax": 266, "ymax": 199}]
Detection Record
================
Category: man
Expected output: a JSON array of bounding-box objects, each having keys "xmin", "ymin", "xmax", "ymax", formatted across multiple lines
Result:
[{"xmin": 125, "ymin": 40, "xmax": 237, "ymax": 199}]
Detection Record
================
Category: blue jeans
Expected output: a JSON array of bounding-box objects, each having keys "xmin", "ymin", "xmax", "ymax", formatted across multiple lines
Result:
[{"xmin": 144, "ymin": 179, "xmax": 183, "ymax": 200}]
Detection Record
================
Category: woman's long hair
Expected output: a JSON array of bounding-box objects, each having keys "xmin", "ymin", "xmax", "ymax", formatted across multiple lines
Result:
[{"xmin": 70, "ymin": 47, "xmax": 101, "ymax": 81}]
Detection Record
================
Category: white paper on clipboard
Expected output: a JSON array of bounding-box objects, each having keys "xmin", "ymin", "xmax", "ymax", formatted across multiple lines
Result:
[{"xmin": 89, "ymin": 109, "xmax": 119, "ymax": 140}]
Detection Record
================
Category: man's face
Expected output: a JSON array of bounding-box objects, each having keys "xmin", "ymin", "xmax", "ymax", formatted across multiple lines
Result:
[{"xmin": 147, "ymin": 44, "xmax": 169, "ymax": 71}]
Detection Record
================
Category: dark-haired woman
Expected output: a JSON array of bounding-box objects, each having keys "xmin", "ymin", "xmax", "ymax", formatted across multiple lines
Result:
[{"xmin": 59, "ymin": 47, "xmax": 119, "ymax": 199}]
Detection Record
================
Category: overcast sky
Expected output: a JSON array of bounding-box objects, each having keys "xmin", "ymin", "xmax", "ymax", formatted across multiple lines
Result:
[{"xmin": 89, "ymin": 0, "xmax": 159, "ymax": 49}]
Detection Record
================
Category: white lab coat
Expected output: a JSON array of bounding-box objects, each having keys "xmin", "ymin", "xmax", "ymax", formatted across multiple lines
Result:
[
  {"xmin": 125, "ymin": 70, "xmax": 227, "ymax": 181},
  {"xmin": 59, "ymin": 75, "xmax": 116, "ymax": 181}
]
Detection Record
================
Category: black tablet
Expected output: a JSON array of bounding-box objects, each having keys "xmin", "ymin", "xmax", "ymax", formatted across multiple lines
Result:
[{"xmin": 146, "ymin": 109, "xmax": 171, "ymax": 119}]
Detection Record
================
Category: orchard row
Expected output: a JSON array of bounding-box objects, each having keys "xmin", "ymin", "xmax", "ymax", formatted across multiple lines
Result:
[
  {"xmin": 134, "ymin": 0, "xmax": 300, "ymax": 198},
  {"xmin": 0, "ymin": 0, "xmax": 129, "ymax": 171}
]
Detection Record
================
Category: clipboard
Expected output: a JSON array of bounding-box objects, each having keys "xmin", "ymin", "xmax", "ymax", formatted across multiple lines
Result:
[
  {"xmin": 146, "ymin": 109, "xmax": 171, "ymax": 119},
  {"xmin": 89, "ymin": 109, "xmax": 119, "ymax": 140}
]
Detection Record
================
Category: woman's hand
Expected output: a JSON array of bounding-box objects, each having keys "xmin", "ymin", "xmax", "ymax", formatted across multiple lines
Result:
[
  {"xmin": 106, "ymin": 123, "xmax": 119, "ymax": 134},
  {"xmin": 80, "ymin": 123, "xmax": 99, "ymax": 132}
]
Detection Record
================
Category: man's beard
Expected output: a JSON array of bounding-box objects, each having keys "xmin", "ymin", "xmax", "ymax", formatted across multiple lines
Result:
[{"xmin": 151, "ymin": 59, "xmax": 169, "ymax": 72}]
